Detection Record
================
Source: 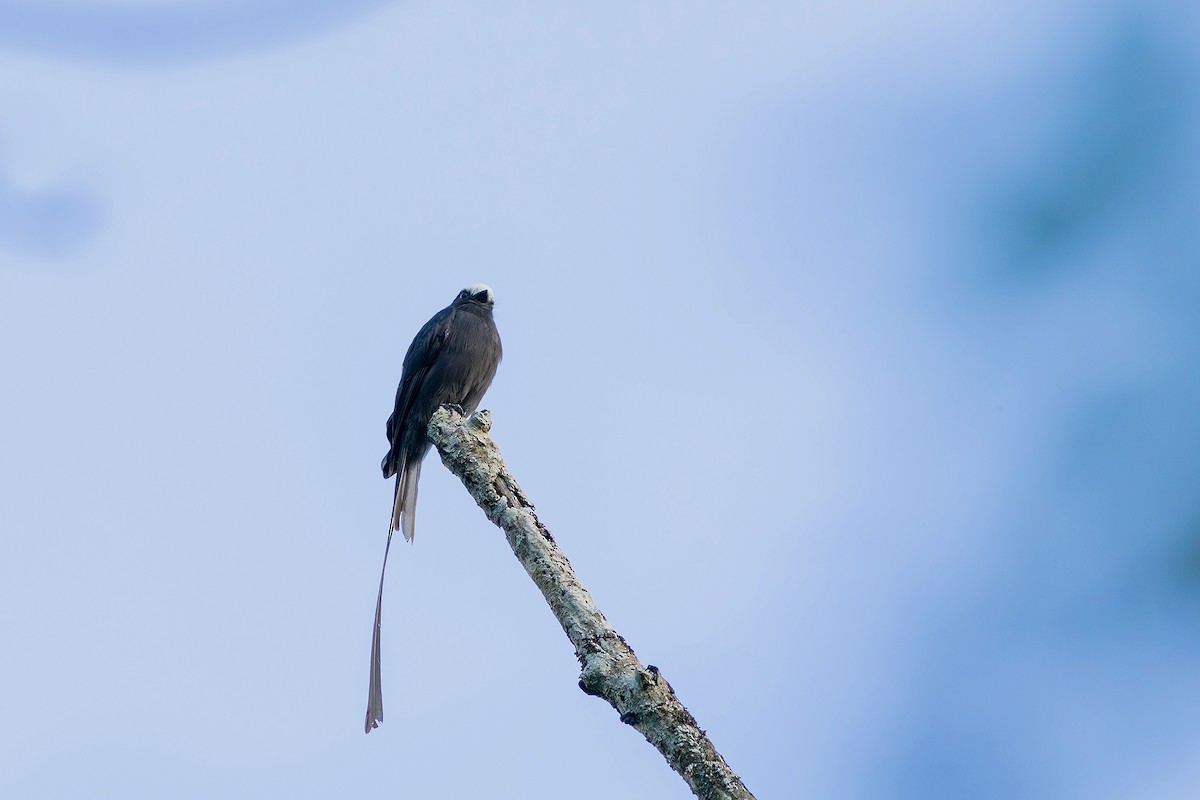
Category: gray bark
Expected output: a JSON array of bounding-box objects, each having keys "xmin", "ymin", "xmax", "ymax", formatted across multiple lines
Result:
[{"xmin": 428, "ymin": 406, "xmax": 756, "ymax": 800}]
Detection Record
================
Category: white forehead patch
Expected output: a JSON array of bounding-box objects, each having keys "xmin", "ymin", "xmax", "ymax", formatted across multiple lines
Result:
[{"xmin": 464, "ymin": 283, "xmax": 494, "ymax": 302}]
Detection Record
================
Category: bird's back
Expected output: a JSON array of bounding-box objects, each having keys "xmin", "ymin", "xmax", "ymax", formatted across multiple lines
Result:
[{"xmin": 385, "ymin": 303, "xmax": 501, "ymax": 474}]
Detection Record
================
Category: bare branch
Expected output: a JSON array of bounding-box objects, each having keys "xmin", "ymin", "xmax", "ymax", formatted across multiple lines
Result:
[{"xmin": 428, "ymin": 407, "xmax": 756, "ymax": 800}]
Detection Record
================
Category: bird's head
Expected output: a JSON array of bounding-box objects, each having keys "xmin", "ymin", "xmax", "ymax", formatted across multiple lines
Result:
[{"xmin": 455, "ymin": 283, "xmax": 495, "ymax": 308}]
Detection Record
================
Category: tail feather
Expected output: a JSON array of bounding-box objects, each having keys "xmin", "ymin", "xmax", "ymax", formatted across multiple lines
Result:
[
  {"xmin": 369, "ymin": 456, "xmax": 422, "ymax": 733},
  {"xmin": 365, "ymin": 529, "xmax": 392, "ymax": 733},
  {"xmin": 389, "ymin": 467, "xmax": 403, "ymax": 533},
  {"xmin": 390, "ymin": 459, "xmax": 422, "ymax": 542}
]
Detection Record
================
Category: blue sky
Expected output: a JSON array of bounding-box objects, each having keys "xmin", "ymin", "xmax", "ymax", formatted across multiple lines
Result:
[{"xmin": 1, "ymin": 2, "xmax": 1198, "ymax": 798}]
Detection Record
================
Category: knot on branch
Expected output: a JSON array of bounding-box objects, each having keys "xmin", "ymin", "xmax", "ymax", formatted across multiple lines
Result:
[
  {"xmin": 466, "ymin": 408, "xmax": 492, "ymax": 433},
  {"xmin": 578, "ymin": 654, "xmax": 610, "ymax": 697}
]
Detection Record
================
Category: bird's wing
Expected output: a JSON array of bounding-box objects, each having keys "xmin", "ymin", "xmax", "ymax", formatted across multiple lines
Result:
[{"xmin": 382, "ymin": 305, "xmax": 455, "ymax": 477}]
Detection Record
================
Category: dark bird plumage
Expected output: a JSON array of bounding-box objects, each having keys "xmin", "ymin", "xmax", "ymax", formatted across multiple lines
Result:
[{"xmin": 366, "ymin": 283, "xmax": 502, "ymax": 733}]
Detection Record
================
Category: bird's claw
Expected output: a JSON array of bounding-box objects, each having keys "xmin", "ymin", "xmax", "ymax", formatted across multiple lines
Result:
[{"xmin": 443, "ymin": 403, "xmax": 466, "ymax": 416}]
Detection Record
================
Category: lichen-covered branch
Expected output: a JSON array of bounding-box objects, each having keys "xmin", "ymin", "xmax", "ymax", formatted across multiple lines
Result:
[{"xmin": 428, "ymin": 406, "xmax": 756, "ymax": 800}]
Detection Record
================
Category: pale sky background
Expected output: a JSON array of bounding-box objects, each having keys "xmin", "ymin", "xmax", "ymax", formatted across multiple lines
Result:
[{"xmin": 1, "ymin": 2, "xmax": 1198, "ymax": 798}]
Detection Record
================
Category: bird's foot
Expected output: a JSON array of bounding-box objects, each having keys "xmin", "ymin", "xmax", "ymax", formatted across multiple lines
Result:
[{"xmin": 443, "ymin": 403, "xmax": 466, "ymax": 415}]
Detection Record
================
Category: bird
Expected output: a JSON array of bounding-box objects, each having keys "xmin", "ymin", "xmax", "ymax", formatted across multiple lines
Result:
[{"xmin": 366, "ymin": 283, "xmax": 502, "ymax": 733}]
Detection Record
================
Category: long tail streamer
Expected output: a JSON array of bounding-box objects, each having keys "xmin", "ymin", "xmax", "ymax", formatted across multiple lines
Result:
[{"xmin": 364, "ymin": 524, "xmax": 393, "ymax": 733}]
